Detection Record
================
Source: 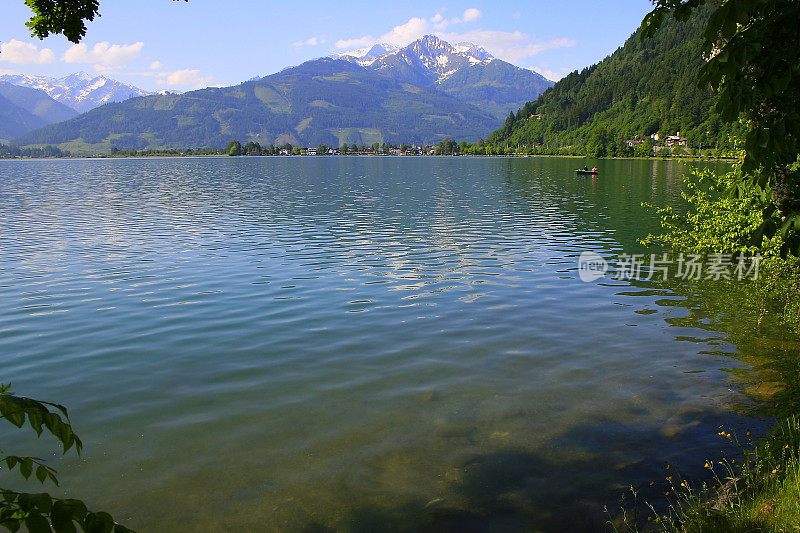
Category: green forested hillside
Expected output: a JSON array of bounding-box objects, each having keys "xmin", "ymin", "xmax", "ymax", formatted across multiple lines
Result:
[
  {"xmin": 14, "ymin": 59, "xmax": 499, "ymax": 152},
  {"xmin": 488, "ymin": 7, "xmax": 740, "ymax": 156}
]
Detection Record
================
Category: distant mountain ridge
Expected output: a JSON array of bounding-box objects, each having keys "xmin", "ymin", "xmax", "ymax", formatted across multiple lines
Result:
[
  {"xmin": 14, "ymin": 57, "xmax": 500, "ymax": 151},
  {"xmin": 13, "ymin": 36, "xmax": 554, "ymax": 152},
  {"xmin": 0, "ymin": 82, "xmax": 77, "ymax": 123},
  {"xmin": 333, "ymin": 35, "xmax": 553, "ymax": 120},
  {"xmin": 336, "ymin": 37, "xmax": 494, "ymax": 82},
  {"xmin": 0, "ymin": 72, "xmax": 151, "ymax": 113},
  {"xmin": 0, "ymin": 82, "xmax": 78, "ymax": 141},
  {"xmin": 0, "ymin": 93, "xmax": 45, "ymax": 141}
]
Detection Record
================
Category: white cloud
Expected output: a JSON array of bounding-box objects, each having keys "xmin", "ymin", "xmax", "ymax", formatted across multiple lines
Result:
[
  {"xmin": 430, "ymin": 13, "xmax": 447, "ymax": 30},
  {"xmin": 0, "ymin": 40, "xmax": 56, "ymax": 64},
  {"xmin": 149, "ymin": 61, "xmax": 164, "ymax": 70},
  {"xmin": 335, "ymin": 35, "xmax": 376, "ymax": 50},
  {"xmin": 331, "ymin": 9, "xmax": 574, "ymax": 77},
  {"xmin": 531, "ymin": 67, "xmax": 567, "ymax": 81},
  {"xmin": 158, "ymin": 68, "xmax": 214, "ymax": 89},
  {"xmin": 379, "ymin": 17, "xmax": 430, "ymax": 47},
  {"xmin": 430, "ymin": 12, "xmax": 458, "ymax": 30},
  {"xmin": 335, "ymin": 8, "xmax": 482, "ymax": 51},
  {"xmin": 63, "ymin": 42, "xmax": 144, "ymax": 65},
  {"xmin": 462, "ymin": 8, "xmax": 482, "ymax": 22},
  {"xmin": 293, "ymin": 36, "xmax": 325, "ymax": 47},
  {"xmin": 93, "ymin": 64, "xmax": 117, "ymax": 74},
  {"xmin": 439, "ymin": 30, "xmax": 576, "ymax": 62}
]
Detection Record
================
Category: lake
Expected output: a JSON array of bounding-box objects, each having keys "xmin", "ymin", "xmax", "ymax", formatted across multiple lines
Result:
[{"xmin": 0, "ymin": 156, "xmax": 772, "ymax": 531}]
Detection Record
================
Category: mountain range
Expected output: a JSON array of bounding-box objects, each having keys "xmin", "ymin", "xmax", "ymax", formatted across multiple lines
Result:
[
  {"xmin": 0, "ymin": 72, "xmax": 152, "ymax": 113},
  {"xmin": 334, "ymin": 36, "xmax": 551, "ymax": 120},
  {"xmin": 0, "ymin": 82, "xmax": 78, "ymax": 142},
  {"xmin": 12, "ymin": 36, "xmax": 553, "ymax": 152}
]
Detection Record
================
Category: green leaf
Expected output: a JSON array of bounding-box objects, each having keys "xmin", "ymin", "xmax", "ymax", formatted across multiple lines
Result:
[
  {"xmin": 36, "ymin": 466, "xmax": 47, "ymax": 484},
  {"xmin": 51, "ymin": 502, "xmax": 77, "ymax": 533},
  {"xmin": 0, "ymin": 518, "xmax": 21, "ymax": 533},
  {"xmin": 85, "ymin": 512, "xmax": 113, "ymax": 533},
  {"xmin": 28, "ymin": 410, "xmax": 44, "ymax": 437},
  {"xmin": 58, "ymin": 501, "xmax": 87, "ymax": 523},
  {"xmin": 32, "ymin": 493, "xmax": 52, "ymax": 514},
  {"xmin": 4, "ymin": 410, "xmax": 25, "ymax": 428},
  {"xmin": 24, "ymin": 513, "xmax": 51, "ymax": 533},
  {"xmin": 0, "ymin": 505, "xmax": 19, "ymax": 521},
  {"xmin": 16, "ymin": 495, "xmax": 31, "ymax": 514},
  {"xmin": 19, "ymin": 460, "xmax": 32, "ymax": 480}
]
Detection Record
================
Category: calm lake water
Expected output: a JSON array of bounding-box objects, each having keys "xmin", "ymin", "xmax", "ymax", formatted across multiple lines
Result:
[{"xmin": 0, "ymin": 156, "xmax": 773, "ymax": 531}]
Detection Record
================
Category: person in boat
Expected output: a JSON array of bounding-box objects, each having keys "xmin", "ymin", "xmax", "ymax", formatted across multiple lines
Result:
[
  {"xmin": 591, "ymin": 166, "xmax": 598, "ymax": 172},
  {"xmin": 583, "ymin": 165, "xmax": 588, "ymax": 171}
]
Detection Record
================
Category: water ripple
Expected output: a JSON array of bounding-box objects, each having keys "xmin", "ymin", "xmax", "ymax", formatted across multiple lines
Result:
[{"xmin": 0, "ymin": 156, "xmax": 752, "ymax": 532}]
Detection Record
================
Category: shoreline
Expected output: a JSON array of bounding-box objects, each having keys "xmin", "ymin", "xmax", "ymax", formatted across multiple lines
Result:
[{"xmin": 0, "ymin": 153, "xmax": 741, "ymax": 163}]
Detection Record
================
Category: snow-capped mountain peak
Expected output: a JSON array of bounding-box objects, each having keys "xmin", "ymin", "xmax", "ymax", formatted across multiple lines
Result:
[
  {"xmin": 453, "ymin": 42, "xmax": 494, "ymax": 61},
  {"xmin": 331, "ymin": 43, "xmax": 399, "ymax": 65},
  {"xmin": 361, "ymin": 43, "xmax": 399, "ymax": 60},
  {"xmin": 0, "ymin": 71, "xmax": 152, "ymax": 113},
  {"xmin": 333, "ymin": 35, "xmax": 495, "ymax": 83},
  {"xmin": 63, "ymin": 71, "xmax": 94, "ymax": 83}
]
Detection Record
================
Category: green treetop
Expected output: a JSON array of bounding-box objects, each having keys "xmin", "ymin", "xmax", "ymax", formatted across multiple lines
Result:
[{"xmin": 643, "ymin": 0, "xmax": 800, "ymax": 256}]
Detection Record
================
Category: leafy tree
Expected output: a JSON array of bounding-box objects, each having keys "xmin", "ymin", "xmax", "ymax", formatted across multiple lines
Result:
[
  {"xmin": 226, "ymin": 140, "xmax": 242, "ymax": 156},
  {"xmin": 22, "ymin": 0, "xmax": 186, "ymax": 43},
  {"xmin": 632, "ymin": 139, "xmax": 655, "ymax": 158},
  {"xmin": 243, "ymin": 141, "xmax": 264, "ymax": 155},
  {"xmin": 0, "ymin": 144, "xmax": 68, "ymax": 159},
  {"xmin": 435, "ymin": 139, "xmax": 457, "ymax": 155},
  {"xmin": 0, "ymin": 384, "xmax": 132, "ymax": 532},
  {"xmin": 642, "ymin": 0, "xmax": 800, "ymax": 256}
]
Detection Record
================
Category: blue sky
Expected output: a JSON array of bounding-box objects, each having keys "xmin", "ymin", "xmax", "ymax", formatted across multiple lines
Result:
[{"xmin": 0, "ymin": 1, "xmax": 654, "ymax": 91}]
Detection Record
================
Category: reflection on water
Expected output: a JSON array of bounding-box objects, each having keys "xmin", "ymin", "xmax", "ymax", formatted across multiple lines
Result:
[{"xmin": 0, "ymin": 156, "xmax": 777, "ymax": 531}]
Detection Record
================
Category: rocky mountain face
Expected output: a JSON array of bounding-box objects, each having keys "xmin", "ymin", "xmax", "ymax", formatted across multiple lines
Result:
[
  {"xmin": 335, "ymin": 35, "xmax": 553, "ymax": 119},
  {"xmin": 0, "ymin": 72, "xmax": 151, "ymax": 113}
]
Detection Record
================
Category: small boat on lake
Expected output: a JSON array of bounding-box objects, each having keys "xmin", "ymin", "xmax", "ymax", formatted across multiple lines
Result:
[{"xmin": 575, "ymin": 168, "xmax": 599, "ymax": 175}]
